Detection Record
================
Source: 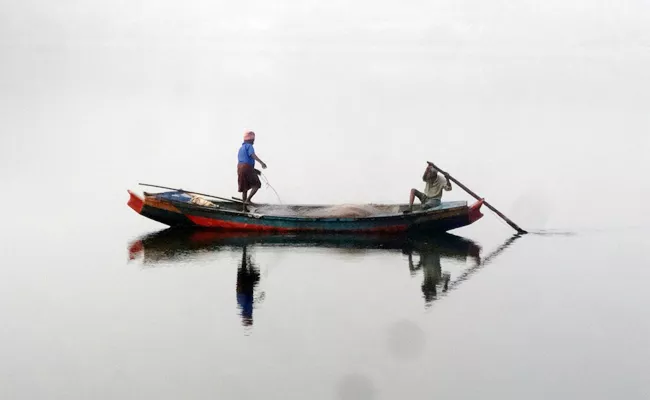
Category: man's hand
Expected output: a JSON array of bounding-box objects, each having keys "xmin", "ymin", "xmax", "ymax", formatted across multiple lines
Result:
[{"xmin": 261, "ymin": 162, "xmax": 267, "ymax": 169}]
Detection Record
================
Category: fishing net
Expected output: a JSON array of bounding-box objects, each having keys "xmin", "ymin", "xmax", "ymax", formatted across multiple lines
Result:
[
  {"xmin": 252, "ymin": 204, "xmax": 402, "ymax": 218},
  {"xmin": 189, "ymin": 194, "xmax": 217, "ymax": 207}
]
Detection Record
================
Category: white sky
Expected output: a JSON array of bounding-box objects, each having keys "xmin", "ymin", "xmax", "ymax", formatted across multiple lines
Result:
[{"xmin": 1, "ymin": 0, "xmax": 649, "ymax": 229}]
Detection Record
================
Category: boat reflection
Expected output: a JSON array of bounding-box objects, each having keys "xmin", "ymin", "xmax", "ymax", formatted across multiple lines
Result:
[
  {"xmin": 128, "ymin": 229, "xmax": 482, "ymax": 263},
  {"xmin": 128, "ymin": 229, "xmax": 516, "ymax": 324}
]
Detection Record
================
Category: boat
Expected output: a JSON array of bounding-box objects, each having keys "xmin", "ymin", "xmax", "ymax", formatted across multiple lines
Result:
[{"xmin": 127, "ymin": 189, "xmax": 484, "ymax": 233}]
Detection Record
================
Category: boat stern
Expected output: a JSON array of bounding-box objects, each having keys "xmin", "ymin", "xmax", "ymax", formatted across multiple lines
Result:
[{"xmin": 468, "ymin": 199, "xmax": 484, "ymax": 224}]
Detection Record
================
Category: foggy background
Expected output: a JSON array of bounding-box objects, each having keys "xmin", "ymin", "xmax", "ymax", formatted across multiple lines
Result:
[{"xmin": 2, "ymin": 0, "xmax": 649, "ymax": 233}]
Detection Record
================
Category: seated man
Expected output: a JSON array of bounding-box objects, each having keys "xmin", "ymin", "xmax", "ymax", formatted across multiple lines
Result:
[{"xmin": 407, "ymin": 164, "xmax": 452, "ymax": 212}]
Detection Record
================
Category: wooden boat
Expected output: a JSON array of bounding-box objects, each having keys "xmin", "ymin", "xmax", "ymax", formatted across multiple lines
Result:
[{"xmin": 127, "ymin": 189, "xmax": 484, "ymax": 233}]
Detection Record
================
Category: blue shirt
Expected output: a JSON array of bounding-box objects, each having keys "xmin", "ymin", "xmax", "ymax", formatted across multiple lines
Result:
[{"xmin": 238, "ymin": 143, "xmax": 255, "ymax": 166}]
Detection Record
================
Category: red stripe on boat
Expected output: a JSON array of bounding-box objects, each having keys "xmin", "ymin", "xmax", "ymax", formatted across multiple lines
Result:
[
  {"xmin": 127, "ymin": 190, "xmax": 144, "ymax": 214},
  {"xmin": 186, "ymin": 215, "xmax": 408, "ymax": 233}
]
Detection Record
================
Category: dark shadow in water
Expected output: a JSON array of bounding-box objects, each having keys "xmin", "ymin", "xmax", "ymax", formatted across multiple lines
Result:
[
  {"xmin": 128, "ymin": 230, "xmax": 482, "ymax": 264},
  {"xmin": 402, "ymin": 238, "xmax": 480, "ymax": 306},
  {"xmin": 128, "ymin": 229, "xmax": 520, "ymax": 320},
  {"xmin": 442, "ymin": 233, "xmax": 523, "ymax": 296},
  {"xmin": 236, "ymin": 246, "xmax": 260, "ymax": 326}
]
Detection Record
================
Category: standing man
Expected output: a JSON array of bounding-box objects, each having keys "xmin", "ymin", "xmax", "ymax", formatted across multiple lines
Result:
[
  {"xmin": 407, "ymin": 164, "xmax": 452, "ymax": 212},
  {"xmin": 237, "ymin": 131, "xmax": 267, "ymax": 205}
]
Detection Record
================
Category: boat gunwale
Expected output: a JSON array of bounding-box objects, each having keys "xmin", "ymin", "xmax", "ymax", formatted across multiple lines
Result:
[{"xmin": 144, "ymin": 194, "xmax": 473, "ymax": 223}]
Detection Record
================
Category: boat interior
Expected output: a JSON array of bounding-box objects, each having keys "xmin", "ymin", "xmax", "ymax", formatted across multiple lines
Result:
[{"xmin": 145, "ymin": 191, "xmax": 469, "ymax": 218}]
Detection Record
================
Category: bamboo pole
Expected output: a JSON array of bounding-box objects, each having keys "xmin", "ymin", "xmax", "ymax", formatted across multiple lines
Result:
[
  {"xmin": 138, "ymin": 183, "xmax": 243, "ymax": 204},
  {"xmin": 426, "ymin": 162, "xmax": 527, "ymax": 234}
]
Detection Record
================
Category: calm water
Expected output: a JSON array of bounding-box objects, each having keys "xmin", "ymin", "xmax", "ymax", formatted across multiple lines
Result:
[{"xmin": 2, "ymin": 218, "xmax": 649, "ymax": 399}]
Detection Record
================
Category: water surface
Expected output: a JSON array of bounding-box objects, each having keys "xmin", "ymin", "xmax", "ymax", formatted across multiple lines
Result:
[{"xmin": 2, "ymin": 223, "xmax": 648, "ymax": 399}]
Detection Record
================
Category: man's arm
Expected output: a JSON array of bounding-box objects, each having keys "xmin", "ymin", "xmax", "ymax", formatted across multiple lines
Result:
[
  {"xmin": 443, "ymin": 174, "xmax": 452, "ymax": 191},
  {"xmin": 422, "ymin": 165, "xmax": 433, "ymax": 182},
  {"xmin": 252, "ymin": 153, "xmax": 267, "ymax": 169}
]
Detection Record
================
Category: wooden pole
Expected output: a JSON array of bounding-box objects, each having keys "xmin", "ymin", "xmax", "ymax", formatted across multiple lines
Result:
[
  {"xmin": 426, "ymin": 162, "xmax": 527, "ymax": 234},
  {"xmin": 138, "ymin": 183, "xmax": 243, "ymax": 204}
]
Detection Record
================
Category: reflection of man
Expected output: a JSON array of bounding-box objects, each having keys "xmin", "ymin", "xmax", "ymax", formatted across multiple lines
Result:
[
  {"xmin": 406, "ymin": 244, "xmax": 451, "ymax": 305},
  {"xmin": 236, "ymin": 246, "xmax": 260, "ymax": 326}
]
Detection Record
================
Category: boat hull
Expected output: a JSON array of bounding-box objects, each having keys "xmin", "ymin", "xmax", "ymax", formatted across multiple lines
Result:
[{"xmin": 128, "ymin": 190, "xmax": 484, "ymax": 233}]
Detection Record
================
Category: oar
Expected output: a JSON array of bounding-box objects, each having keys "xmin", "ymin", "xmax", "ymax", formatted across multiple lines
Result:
[
  {"xmin": 426, "ymin": 162, "xmax": 527, "ymax": 234},
  {"xmin": 138, "ymin": 183, "xmax": 243, "ymax": 204}
]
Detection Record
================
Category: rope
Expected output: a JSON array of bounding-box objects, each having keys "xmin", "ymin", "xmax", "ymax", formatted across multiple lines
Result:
[{"xmin": 260, "ymin": 172, "xmax": 283, "ymax": 204}]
